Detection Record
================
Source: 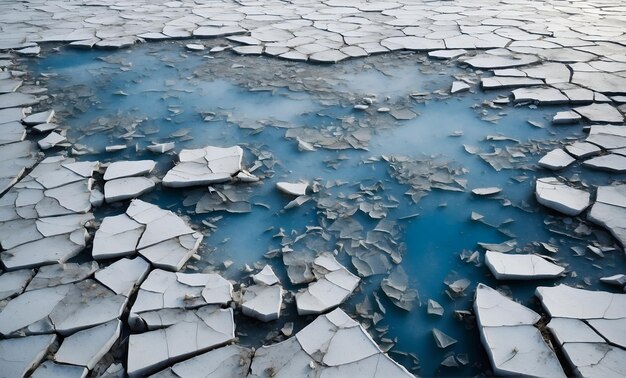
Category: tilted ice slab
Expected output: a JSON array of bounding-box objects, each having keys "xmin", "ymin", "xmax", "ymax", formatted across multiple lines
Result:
[
  {"xmin": 583, "ymin": 154, "xmax": 626, "ymax": 173},
  {"xmin": 103, "ymin": 160, "xmax": 156, "ymax": 180},
  {"xmin": 588, "ymin": 184, "xmax": 626, "ymax": 248},
  {"xmin": 485, "ymin": 251, "xmax": 564, "ymax": 280},
  {"xmin": 93, "ymin": 200, "xmax": 202, "ymax": 271},
  {"xmin": 249, "ymin": 308, "xmax": 412, "ymax": 377},
  {"xmin": 276, "ymin": 181, "xmax": 308, "ymax": 196},
  {"xmin": 0, "ymin": 279, "xmax": 127, "ymax": 337},
  {"xmin": 242, "ymin": 284, "xmax": 283, "ymax": 322},
  {"xmin": 574, "ymin": 103, "xmax": 624, "ymax": 123},
  {"xmin": 463, "ymin": 54, "xmax": 539, "ymax": 69},
  {"xmin": 0, "ymin": 268, "xmax": 34, "ymax": 300},
  {"xmin": 163, "ymin": 146, "xmax": 243, "ymax": 187},
  {"xmin": 37, "ymin": 131, "xmax": 66, "ymax": 150},
  {"xmin": 0, "ymin": 92, "xmax": 41, "ymax": 109},
  {"xmin": 92, "ymin": 214, "xmax": 144, "ymax": 259},
  {"xmin": 95, "ymin": 257, "xmax": 150, "ymax": 296},
  {"xmin": 151, "ymin": 345, "xmax": 252, "ymax": 378},
  {"xmin": 481, "ymin": 76, "xmax": 543, "ymax": 89},
  {"xmin": 104, "ymin": 177, "xmax": 155, "ymax": 203},
  {"xmin": 512, "ymin": 87, "xmax": 568, "ymax": 105},
  {"xmin": 127, "ymin": 305, "xmax": 235, "ymax": 377},
  {"xmin": 253, "ymin": 265, "xmax": 280, "ymax": 286},
  {"xmin": 128, "ymin": 269, "xmax": 232, "ymax": 330},
  {"xmin": 536, "ymin": 284, "xmax": 626, "ymax": 320},
  {"xmin": 538, "ymin": 285, "xmax": 626, "ymax": 377},
  {"xmin": 22, "ymin": 109, "xmax": 54, "ymax": 125},
  {"xmin": 565, "ymin": 142, "xmax": 600, "ymax": 159},
  {"xmin": 473, "ymin": 284, "xmax": 565, "ymax": 377},
  {"xmin": 0, "ymin": 334, "xmax": 57, "ymax": 378},
  {"xmin": 0, "ymin": 121, "xmax": 26, "ymax": 146},
  {"xmin": 295, "ymin": 252, "xmax": 360, "ymax": 315},
  {"xmin": 538, "ymin": 148, "xmax": 575, "ymax": 170},
  {"xmin": 54, "ymin": 319, "xmax": 121, "ymax": 369},
  {"xmin": 30, "ymin": 360, "xmax": 88, "ymax": 378},
  {"xmin": 535, "ymin": 177, "xmax": 590, "ymax": 216},
  {"xmin": 585, "ymin": 125, "xmax": 626, "ymax": 150},
  {"xmin": 25, "ymin": 261, "xmax": 98, "ymax": 291}
]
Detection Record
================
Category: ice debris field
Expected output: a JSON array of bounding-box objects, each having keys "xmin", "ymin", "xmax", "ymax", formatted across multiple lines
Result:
[{"xmin": 0, "ymin": 0, "xmax": 626, "ymax": 377}]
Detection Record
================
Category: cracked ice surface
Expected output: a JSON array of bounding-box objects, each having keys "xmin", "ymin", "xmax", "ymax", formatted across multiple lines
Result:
[
  {"xmin": 484, "ymin": 251, "xmax": 565, "ymax": 280},
  {"xmin": 128, "ymin": 269, "xmax": 232, "ymax": 330},
  {"xmin": 163, "ymin": 146, "xmax": 244, "ymax": 187},
  {"xmin": 295, "ymin": 252, "xmax": 360, "ymax": 315},
  {"xmin": 473, "ymin": 283, "xmax": 565, "ymax": 377},
  {"xmin": 0, "ymin": 279, "xmax": 127, "ymax": 337},
  {"xmin": 0, "ymin": 0, "xmax": 625, "ymax": 375},
  {"xmin": 538, "ymin": 285, "xmax": 626, "ymax": 377},
  {"xmin": 250, "ymin": 308, "xmax": 412, "ymax": 377},
  {"xmin": 127, "ymin": 305, "xmax": 235, "ymax": 377},
  {"xmin": 0, "ymin": 157, "xmax": 98, "ymax": 270},
  {"xmin": 92, "ymin": 199, "xmax": 203, "ymax": 271}
]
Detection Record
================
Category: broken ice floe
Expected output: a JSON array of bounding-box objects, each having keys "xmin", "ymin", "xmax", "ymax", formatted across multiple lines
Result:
[
  {"xmin": 600, "ymin": 274, "xmax": 626, "ymax": 289},
  {"xmin": 276, "ymin": 181, "xmax": 308, "ymax": 196},
  {"xmin": 474, "ymin": 284, "xmax": 565, "ymax": 377},
  {"xmin": 128, "ymin": 269, "xmax": 232, "ymax": 330},
  {"xmin": 30, "ymin": 360, "xmax": 88, "ymax": 378},
  {"xmin": 565, "ymin": 142, "xmax": 600, "ymax": 159},
  {"xmin": 54, "ymin": 319, "xmax": 121, "ymax": 369},
  {"xmin": 535, "ymin": 177, "xmax": 590, "ymax": 216},
  {"xmin": 432, "ymin": 328, "xmax": 457, "ymax": 349},
  {"xmin": 253, "ymin": 265, "xmax": 280, "ymax": 286},
  {"xmin": 22, "ymin": 110, "xmax": 54, "ymax": 126},
  {"xmin": 104, "ymin": 177, "xmax": 156, "ymax": 203},
  {"xmin": 0, "ymin": 334, "xmax": 57, "ymax": 378},
  {"xmin": 127, "ymin": 305, "xmax": 235, "ymax": 377},
  {"xmin": 0, "ymin": 138, "xmax": 39, "ymax": 195},
  {"xmin": 25, "ymin": 261, "xmax": 98, "ymax": 291},
  {"xmin": 583, "ymin": 154, "xmax": 626, "ymax": 173},
  {"xmin": 0, "ymin": 268, "xmax": 34, "ymax": 300},
  {"xmin": 103, "ymin": 160, "xmax": 156, "ymax": 180},
  {"xmin": 0, "ymin": 157, "xmax": 98, "ymax": 270},
  {"xmin": 102, "ymin": 160, "xmax": 157, "ymax": 203},
  {"xmin": 537, "ymin": 285, "xmax": 626, "ymax": 377},
  {"xmin": 152, "ymin": 345, "xmax": 252, "ymax": 377},
  {"xmin": 573, "ymin": 103, "xmax": 624, "ymax": 124},
  {"xmin": 588, "ymin": 184, "xmax": 626, "ymax": 248},
  {"xmin": 94, "ymin": 257, "xmax": 150, "ymax": 296},
  {"xmin": 242, "ymin": 265, "xmax": 284, "ymax": 322},
  {"xmin": 38, "ymin": 131, "xmax": 66, "ymax": 150},
  {"xmin": 295, "ymin": 252, "xmax": 360, "ymax": 315},
  {"xmin": 249, "ymin": 308, "xmax": 412, "ymax": 377},
  {"xmin": 0, "ymin": 279, "xmax": 127, "ymax": 336},
  {"xmin": 242, "ymin": 284, "xmax": 283, "ymax": 322},
  {"xmin": 92, "ymin": 199, "xmax": 202, "ymax": 271},
  {"xmin": 471, "ymin": 187, "xmax": 501, "ymax": 196},
  {"xmin": 552, "ymin": 110, "xmax": 581, "ymax": 125},
  {"xmin": 162, "ymin": 146, "xmax": 244, "ymax": 187},
  {"xmin": 538, "ymin": 148, "xmax": 575, "ymax": 171},
  {"xmin": 484, "ymin": 251, "xmax": 564, "ymax": 280}
]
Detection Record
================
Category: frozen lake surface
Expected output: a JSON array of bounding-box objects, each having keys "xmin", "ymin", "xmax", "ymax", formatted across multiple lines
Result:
[{"xmin": 1, "ymin": 1, "xmax": 626, "ymax": 377}]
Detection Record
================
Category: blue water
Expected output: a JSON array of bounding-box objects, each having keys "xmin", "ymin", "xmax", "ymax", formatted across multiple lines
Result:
[{"xmin": 30, "ymin": 41, "xmax": 626, "ymax": 376}]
